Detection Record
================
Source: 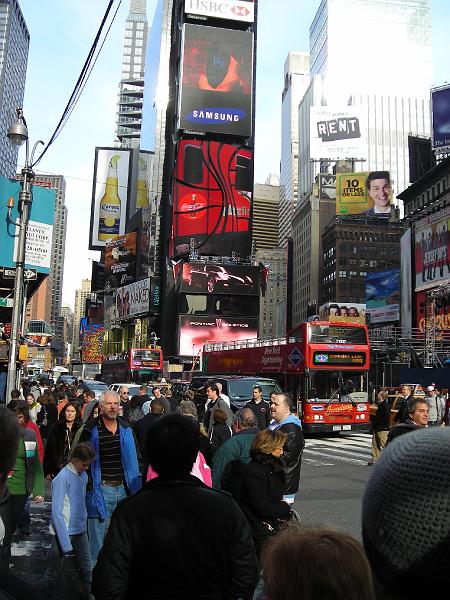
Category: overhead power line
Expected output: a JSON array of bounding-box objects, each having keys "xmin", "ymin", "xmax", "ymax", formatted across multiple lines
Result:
[{"xmin": 32, "ymin": 0, "xmax": 122, "ymax": 168}]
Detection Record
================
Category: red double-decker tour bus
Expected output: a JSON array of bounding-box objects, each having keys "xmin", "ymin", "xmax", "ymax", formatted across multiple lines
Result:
[
  {"xmin": 101, "ymin": 347, "xmax": 164, "ymax": 385},
  {"xmin": 203, "ymin": 321, "xmax": 371, "ymax": 434}
]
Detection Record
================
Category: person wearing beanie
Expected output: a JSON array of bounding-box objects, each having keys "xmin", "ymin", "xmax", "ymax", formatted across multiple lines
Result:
[
  {"xmin": 386, "ymin": 397, "xmax": 428, "ymax": 445},
  {"xmin": 362, "ymin": 427, "xmax": 450, "ymax": 599}
]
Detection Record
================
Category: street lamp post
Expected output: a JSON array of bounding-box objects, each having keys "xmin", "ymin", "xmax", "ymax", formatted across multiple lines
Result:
[{"xmin": 5, "ymin": 108, "xmax": 44, "ymax": 402}]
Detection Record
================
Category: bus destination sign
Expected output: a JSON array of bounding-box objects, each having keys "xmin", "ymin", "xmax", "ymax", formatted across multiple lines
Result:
[{"xmin": 313, "ymin": 351, "xmax": 366, "ymax": 366}]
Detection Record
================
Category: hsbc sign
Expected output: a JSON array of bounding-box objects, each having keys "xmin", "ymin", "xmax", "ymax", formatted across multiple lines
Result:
[{"xmin": 184, "ymin": 0, "xmax": 254, "ymax": 23}]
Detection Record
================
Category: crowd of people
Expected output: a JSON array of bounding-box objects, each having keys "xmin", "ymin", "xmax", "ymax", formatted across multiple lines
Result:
[{"xmin": 0, "ymin": 376, "xmax": 449, "ymax": 599}]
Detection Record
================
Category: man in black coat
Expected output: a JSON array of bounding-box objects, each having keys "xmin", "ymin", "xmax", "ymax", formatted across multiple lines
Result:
[
  {"xmin": 269, "ymin": 393, "xmax": 305, "ymax": 505},
  {"xmin": 245, "ymin": 386, "xmax": 271, "ymax": 430},
  {"xmin": 394, "ymin": 384, "xmax": 414, "ymax": 424},
  {"xmin": 93, "ymin": 414, "xmax": 259, "ymax": 600},
  {"xmin": 132, "ymin": 397, "xmax": 165, "ymax": 458}
]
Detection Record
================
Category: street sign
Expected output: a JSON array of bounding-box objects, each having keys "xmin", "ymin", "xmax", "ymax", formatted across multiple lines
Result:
[
  {"xmin": 0, "ymin": 298, "xmax": 13, "ymax": 307},
  {"xmin": 1, "ymin": 267, "xmax": 16, "ymax": 279},
  {"xmin": 24, "ymin": 269, "xmax": 37, "ymax": 281},
  {"xmin": 0, "ymin": 267, "xmax": 37, "ymax": 280}
]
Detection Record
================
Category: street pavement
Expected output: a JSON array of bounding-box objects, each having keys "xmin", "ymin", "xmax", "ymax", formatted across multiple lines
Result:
[{"xmin": 9, "ymin": 433, "xmax": 372, "ymax": 597}]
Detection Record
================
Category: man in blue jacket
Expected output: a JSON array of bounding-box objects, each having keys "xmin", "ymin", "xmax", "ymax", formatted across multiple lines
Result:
[
  {"xmin": 79, "ymin": 389, "xmax": 141, "ymax": 565},
  {"xmin": 269, "ymin": 393, "xmax": 305, "ymax": 505}
]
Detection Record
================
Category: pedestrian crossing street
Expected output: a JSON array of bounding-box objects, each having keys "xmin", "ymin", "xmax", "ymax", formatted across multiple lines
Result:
[{"xmin": 303, "ymin": 433, "xmax": 372, "ymax": 466}]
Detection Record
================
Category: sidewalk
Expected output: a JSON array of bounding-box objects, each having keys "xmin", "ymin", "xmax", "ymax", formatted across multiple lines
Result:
[{"xmin": 10, "ymin": 485, "xmax": 86, "ymax": 600}]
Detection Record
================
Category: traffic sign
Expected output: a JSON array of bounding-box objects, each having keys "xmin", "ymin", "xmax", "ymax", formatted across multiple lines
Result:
[
  {"xmin": 0, "ymin": 298, "xmax": 13, "ymax": 307},
  {"xmin": 24, "ymin": 269, "xmax": 37, "ymax": 281},
  {"xmin": 0, "ymin": 267, "xmax": 37, "ymax": 280}
]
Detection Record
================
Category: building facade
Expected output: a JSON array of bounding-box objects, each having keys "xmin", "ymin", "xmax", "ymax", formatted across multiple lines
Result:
[
  {"xmin": 291, "ymin": 180, "xmax": 336, "ymax": 326},
  {"xmin": 252, "ymin": 181, "xmax": 280, "ymax": 250},
  {"xmin": 72, "ymin": 279, "xmax": 91, "ymax": 360},
  {"xmin": 0, "ymin": 0, "xmax": 29, "ymax": 177},
  {"xmin": 321, "ymin": 217, "xmax": 404, "ymax": 304},
  {"xmin": 256, "ymin": 248, "xmax": 287, "ymax": 338},
  {"xmin": 298, "ymin": 0, "xmax": 432, "ymax": 200},
  {"xmin": 279, "ymin": 51, "xmax": 310, "ymax": 246},
  {"xmin": 115, "ymin": 0, "xmax": 148, "ymax": 147}
]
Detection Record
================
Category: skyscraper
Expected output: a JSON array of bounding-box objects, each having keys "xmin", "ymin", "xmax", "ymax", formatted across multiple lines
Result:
[
  {"xmin": 0, "ymin": 0, "xmax": 29, "ymax": 177},
  {"xmin": 298, "ymin": 0, "xmax": 432, "ymax": 198},
  {"xmin": 252, "ymin": 180, "xmax": 280, "ymax": 250},
  {"xmin": 115, "ymin": 0, "xmax": 149, "ymax": 148},
  {"xmin": 72, "ymin": 279, "xmax": 91, "ymax": 361},
  {"xmin": 279, "ymin": 51, "xmax": 310, "ymax": 246}
]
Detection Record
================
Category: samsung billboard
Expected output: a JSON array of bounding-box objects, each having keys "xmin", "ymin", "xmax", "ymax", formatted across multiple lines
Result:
[{"xmin": 179, "ymin": 24, "xmax": 253, "ymax": 137}]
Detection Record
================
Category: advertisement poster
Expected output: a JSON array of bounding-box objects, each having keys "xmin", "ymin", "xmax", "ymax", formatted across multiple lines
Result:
[
  {"xmin": 178, "ymin": 315, "xmax": 258, "ymax": 356},
  {"xmin": 180, "ymin": 262, "xmax": 259, "ymax": 295},
  {"xmin": 401, "ymin": 229, "xmax": 412, "ymax": 332},
  {"xmin": 319, "ymin": 303, "xmax": 366, "ymax": 324},
  {"xmin": 115, "ymin": 278, "xmax": 150, "ymax": 319},
  {"xmin": 414, "ymin": 205, "xmax": 450, "ymax": 292},
  {"xmin": 89, "ymin": 147, "xmax": 132, "ymax": 250},
  {"xmin": 127, "ymin": 151, "xmax": 153, "ymax": 220},
  {"xmin": 336, "ymin": 171, "xmax": 392, "ymax": 217},
  {"xmin": 172, "ymin": 140, "xmax": 253, "ymax": 257},
  {"xmin": 184, "ymin": 0, "xmax": 255, "ymax": 22},
  {"xmin": 0, "ymin": 177, "xmax": 55, "ymax": 274},
  {"xmin": 104, "ymin": 232, "xmax": 137, "ymax": 289},
  {"xmin": 80, "ymin": 320, "xmax": 104, "ymax": 364},
  {"xmin": 365, "ymin": 269, "xmax": 400, "ymax": 324},
  {"xmin": 179, "ymin": 24, "xmax": 253, "ymax": 137},
  {"xmin": 319, "ymin": 173, "xmax": 336, "ymax": 200},
  {"xmin": 416, "ymin": 290, "xmax": 450, "ymax": 337},
  {"xmin": 310, "ymin": 106, "xmax": 367, "ymax": 161},
  {"xmin": 431, "ymin": 85, "xmax": 450, "ymax": 151}
]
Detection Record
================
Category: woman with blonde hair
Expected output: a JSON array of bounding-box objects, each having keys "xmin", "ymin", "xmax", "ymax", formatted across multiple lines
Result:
[{"xmin": 240, "ymin": 429, "xmax": 292, "ymax": 559}]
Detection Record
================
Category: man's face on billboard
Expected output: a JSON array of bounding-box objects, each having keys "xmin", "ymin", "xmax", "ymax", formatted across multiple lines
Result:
[{"xmin": 368, "ymin": 178, "xmax": 391, "ymax": 210}]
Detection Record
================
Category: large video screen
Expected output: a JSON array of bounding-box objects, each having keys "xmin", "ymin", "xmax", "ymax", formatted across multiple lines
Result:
[
  {"xmin": 414, "ymin": 204, "xmax": 450, "ymax": 291},
  {"xmin": 179, "ymin": 24, "xmax": 253, "ymax": 137},
  {"xmin": 178, "ymin": 315, "xmax": 258, "ymax": 356},
  {"xmin": 336, "ymin": 172, "xmax": 393, "ymax": 217},
  {"xmin": 179, "ymin": 262, "xmax": 259, "ymax": 295},
  {"xmin": 172, "ymin": 140, "xmax": 253, "ymax": 257},
  {"xmin": 431, "ymin": 85, "xmax": 450, "ymax": 151}
]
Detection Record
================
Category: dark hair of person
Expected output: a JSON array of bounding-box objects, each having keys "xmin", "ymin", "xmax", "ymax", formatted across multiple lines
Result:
[
  {"xmin": 207, "ymin": 383, "xmax": 220, "ymax": 396},
  {"xmin": 139, "ymin": 385, "xmax": 148, "ymax": 393},
  {"xmin": 56, "ymin": 390, "xmax": 67, "ymax": 402},
  {"xmin": 152, "ymin": 386, "xmax": 162, "ymax": 394},
  {"xmin": 63, "ymin": 401, "xmax": 82, "ymax": 428},
  {"xmin": 145, "ymin": 414, "xmax": 199, "ymax": 476},
  {"xmin": 69, "ymin": 442, "xmax": 95, "ymax": 463},
  {"xmin": 0, "ymin": 406, "xmax": 21, "ymax": 480},
  {"xmin": 328, "ymin": 303, "xmax": 340, "ymax": 313},
  {"xmin": 151, "ymin": 398, "xmax": 165, "ymax": 414},
  {"xmin": 262, "ymin": 526, "xmax": 375, "ymax": 600},
  {"xmin": 213, "ymin": 408, "xmax": 228, "ymax": 425},
  {"xmin": 274, "ymin": 392, "xmax": 294, "ymax": 411},
  {"xmin": 10, "ymin": 389, "xmax": 21, "ymax": 400},
  {"xmin": 129, "ymin": 395, "xmax": 142, "ymax": 410},
  {"xmin": 85, "ymin": 390, "xmax": 96, "ymax": 399},
  {"xmin": 7, "ymin": 399, "xmax": 30, "ymax": 422},
  {"xmin": 46, "ymin": 391, "xmax": 56, "ymax": 405},
  {"xmin": 366, "ymin": 170, "xmax": 390, "ymax": 190},
  {"xmin": 253, "ymin": 385, "xmax": 262, "ymax": 393},
  {"xmin": 233, "ymin": 407, "xmax": 257, "ymax": 429},
  {"xmin": 407, "ymin": 397, "xmax": 428, "ymax": 416}
]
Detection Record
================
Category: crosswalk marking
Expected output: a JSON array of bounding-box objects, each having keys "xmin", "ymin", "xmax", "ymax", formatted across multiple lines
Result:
[{"xmin": 303, "ymin": 433, "xmax": 371, "ymax": 466}]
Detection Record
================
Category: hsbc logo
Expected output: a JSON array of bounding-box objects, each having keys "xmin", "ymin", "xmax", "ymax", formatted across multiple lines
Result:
[
  {"xmin": 184, "ymin": 0, "xmax": 254, "ymax": 23},
  {"xmin": 231, "ymin": 5, "xmax": 250, "ymax": 17}
]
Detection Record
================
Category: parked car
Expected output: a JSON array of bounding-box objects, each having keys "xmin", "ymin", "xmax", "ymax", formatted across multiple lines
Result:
[
  {"xmin": 108, "ymin": 383, "xmax": 141, "ymax": 398},
  {"xmin": 79, "ymin": 380, "xmax": 109, "ymax": 400}
]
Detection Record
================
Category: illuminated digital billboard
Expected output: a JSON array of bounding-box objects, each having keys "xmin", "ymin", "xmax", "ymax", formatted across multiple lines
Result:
[
  {"xmin": 172, "ymin": 140, "xmax": 253, "ymax": 257},
  {"xmin": 178, "ymin": 315, "xmax": 258, "ymax": 356},
  {"xmin": 179, "ymin": 24, "xmax": 253, "ymax": 137},
  {"xmin": 180, "ymin": 262, "xmax": 259, "ymax": 295}
]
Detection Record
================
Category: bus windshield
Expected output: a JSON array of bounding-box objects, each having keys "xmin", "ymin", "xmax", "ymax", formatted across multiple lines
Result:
[
  {"xmin": 130, "ymin": 349, "xmax": 162, "ymax": 369},
  {"xmin": 309, "ymin": 325, "xmax": 367, "ymax": 345},
  {"xmin": 306, "ymin": 370, "xmax": 368, "ymax": 403}
]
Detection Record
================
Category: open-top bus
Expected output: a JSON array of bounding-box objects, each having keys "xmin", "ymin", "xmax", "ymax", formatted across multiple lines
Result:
[
  {"xmin": 203, "ymin": 321, "xmax": 371, "ymax": 434},
  {"xmin": 101, "ymin": 347, "xmax": 164, "ymax": 385}
]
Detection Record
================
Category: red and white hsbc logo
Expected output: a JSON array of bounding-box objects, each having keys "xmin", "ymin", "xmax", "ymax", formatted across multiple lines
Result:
[{"xmin": 184, "ymin": 0, "xmax": 255, "ymax": 23}]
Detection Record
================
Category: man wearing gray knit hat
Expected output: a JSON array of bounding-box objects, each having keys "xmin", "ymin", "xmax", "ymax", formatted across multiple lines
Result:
[{"xmin": 362, "ymin": 427, "xmax": 450, "ymax": 599}]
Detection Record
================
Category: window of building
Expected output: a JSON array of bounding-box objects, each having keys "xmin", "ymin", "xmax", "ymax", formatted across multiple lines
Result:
[{"xmin": 338, "ymin": 270, "xmax": 347, "ymax": 278}]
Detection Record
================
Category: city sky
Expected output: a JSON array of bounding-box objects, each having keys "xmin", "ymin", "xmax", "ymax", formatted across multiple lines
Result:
[{"xmin": 17, "ymin": 0, "xmax": 450, "ymax": 309}]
